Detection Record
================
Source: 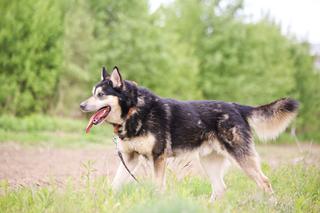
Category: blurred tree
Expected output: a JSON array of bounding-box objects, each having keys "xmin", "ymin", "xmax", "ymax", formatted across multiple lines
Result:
[
  {"xmin": 0, "ymin": 0, "xmax": 64, "ymax": 115},
  {"xmin": 163, "ymin": 0, "xmax": 295, "ymax": 104},
  {"xmin": 55, "ymin": 0, "xmax": 95, "ymax": 116},
  {"xmin": 88, "ymin": 0, "xmax": 201, "ymax": 100},
  {"xmin": 199, "ymin": 19, "xmax": 296, "ymax": 104},
  {"xmin": 290, "ymin": 42, "xmax": 320, "ymax": 139},
  {"xmin": 161, "ymin": 0, "xmax": 319, "ymax": 140}
]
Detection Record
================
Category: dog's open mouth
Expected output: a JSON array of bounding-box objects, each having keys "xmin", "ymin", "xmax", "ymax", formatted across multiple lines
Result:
[{"xmin": 85, "ymin": 106, "xmax": 111, "ymax": 133}]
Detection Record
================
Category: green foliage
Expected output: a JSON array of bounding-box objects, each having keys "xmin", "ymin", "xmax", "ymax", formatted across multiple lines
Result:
[
  {"xmin": 0, "ymin": 0, "xmax": 64, "ymax": 115},
  {"xmin": 0, "ymin": 164, "xmax": 319, "ymax": 212},
  {"xmin": 199, "ymin": 20, "xmax": 296, "ymax": 104},
  {"xmin": 290, "ymin": 42, "xmax": 320, "ymax": 140},
  {"xmin": 161, "ymin": 0, "xmax": 319, "ymax": 139},
  {"xmin": 163, "ymin": 1, "xmax": 295, "ymax": 104},
  {"xmin": 0, "ymin": 0, "xmax": 319, "ymax": 140},
  {"xmin": 88, "ymin": 0, "xmax": 200, "ymax": 100},
  {"xmin": 56, "ymin": 0, "xmax": 95, "ymax": 116}
]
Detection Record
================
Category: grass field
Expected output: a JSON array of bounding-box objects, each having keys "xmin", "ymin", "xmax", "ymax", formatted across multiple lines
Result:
[
  {"xmin": 1, "ymin": 164, "xmax": 319, "ymax": 212},
  {"xmin": 0, "ymin": 115, "xmax": 113, "ymax": 147},
  {"xmin": 0, "ymin": 115, "xmax": 319, "ymax": 212}
]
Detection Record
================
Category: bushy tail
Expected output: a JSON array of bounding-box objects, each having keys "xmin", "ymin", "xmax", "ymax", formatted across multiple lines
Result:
[{"xmin": 246, "ymin": 98, "xmax": 299, "ymax": 141}]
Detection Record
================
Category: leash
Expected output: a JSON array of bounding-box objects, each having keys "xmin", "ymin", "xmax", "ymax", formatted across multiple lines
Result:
[
  {"xmin": 112, "ymin": 108, "xmax": 139, "ymax": 183},
  {"xmin": 113, "ymin": 134, "xmax": 139, "ymax": 183}
]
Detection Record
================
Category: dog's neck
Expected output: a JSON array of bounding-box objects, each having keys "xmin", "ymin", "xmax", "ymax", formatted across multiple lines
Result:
[
  {"xmin": 112, "ymin": 89, "xmax": 159, "ymax": 140},
  {"xmin": 112, "ymin": 107, "xmax": 137, "ymax": 135}
]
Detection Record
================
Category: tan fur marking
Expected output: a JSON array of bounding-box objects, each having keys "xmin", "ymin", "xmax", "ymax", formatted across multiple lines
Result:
[
  {"xmin": 120, "ymin": 133, "xmax": 156, "ymax": 156},
  {"xmin": 229, "ymin": 127, "xmax": 243, "ymax": 144},
  {"xmin": 153, "ymin": 154, "xmax": 167, "ymax": 191},
  {"xmin": 238, "ymin": 151, "xmax": 273, "ymax": 194},
  {"xmin": 131, "ymin": 81, "xmax": 138, "ymax": 86},
  {"xmin": 102, "ymin": 95, "xmax": 122, "ymax": 124},
  {"xmin": 249, "ymin": 111, "xmax": 297, "ymax": 141},
  {"xmin": 198, "ymin": 138, "xmax": 229, "ymax": 158},
  {"xmin": 127, "ymin": 107, "xmax": 137, "ymax": 118}
]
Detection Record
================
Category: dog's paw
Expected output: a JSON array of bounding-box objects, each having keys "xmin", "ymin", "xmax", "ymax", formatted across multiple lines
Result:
[
  {"xmin": 268, "ymin": 194, "xmax": 278, "ymax": 206},
  {"xmin": 209, "ymin": 195, "xmax": 216, "ymax": 203}
]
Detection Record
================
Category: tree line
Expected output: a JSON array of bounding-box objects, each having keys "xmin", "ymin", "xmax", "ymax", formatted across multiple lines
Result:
[{"xmin": 0, "ymin": 0, "xmax": 319, "ymax": 140}]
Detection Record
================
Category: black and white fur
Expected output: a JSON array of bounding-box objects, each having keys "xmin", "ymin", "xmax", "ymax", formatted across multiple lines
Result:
[{"xmin": 80, "ymin": 66, "xmax": 299, "ymax": 201}]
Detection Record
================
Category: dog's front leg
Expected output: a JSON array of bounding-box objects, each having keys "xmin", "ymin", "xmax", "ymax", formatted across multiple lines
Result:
[
  {"xmin": 112, "ymin": 152, "xmax": 139, "ymax": 192},
  {"xmin": 152, "ymin": 154, "xmax": 167, "ymax": 192}
]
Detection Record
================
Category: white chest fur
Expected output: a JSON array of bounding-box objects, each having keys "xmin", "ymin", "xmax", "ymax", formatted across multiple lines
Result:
[{"xmin": 119, "ymin": 133, "xmax": 156, "ymax": 156}]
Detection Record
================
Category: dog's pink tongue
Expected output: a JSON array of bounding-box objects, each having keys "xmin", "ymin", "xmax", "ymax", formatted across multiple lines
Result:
[
  {"xmin": 85, "ymin": 115, "xmax": 95, "ymax": 134},
  {"xmin": 85, "ymin": 107, "xmax": 110, "ymax": 134}
]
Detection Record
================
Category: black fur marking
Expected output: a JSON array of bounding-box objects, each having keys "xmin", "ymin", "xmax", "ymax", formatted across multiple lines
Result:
[{"xmin": 282, "ymin": 98, "xmax": 299, "ymax": 112}]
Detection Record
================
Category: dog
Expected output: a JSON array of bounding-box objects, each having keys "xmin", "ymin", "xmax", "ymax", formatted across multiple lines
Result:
[{"xmin": 80, "ymin": 66, "xmax": 299, "ymax": 202}]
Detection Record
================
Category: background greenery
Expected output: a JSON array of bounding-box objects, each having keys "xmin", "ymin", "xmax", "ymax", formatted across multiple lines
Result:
[
  {"xmin": 0, "ymin": 1, "xmax": 319, "ymax": 212},
  {"xmin": 0, "ymin": 0, "xmax": 319, "ymax": 141}
]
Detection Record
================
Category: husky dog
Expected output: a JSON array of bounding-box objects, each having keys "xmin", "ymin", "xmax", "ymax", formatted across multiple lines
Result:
[{"xmin": 80, "ymin": 66, "xmax": 299, "ymax": 201}]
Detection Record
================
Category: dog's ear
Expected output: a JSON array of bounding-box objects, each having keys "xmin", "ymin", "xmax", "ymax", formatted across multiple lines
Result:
[
  {"xmin": 101, "ymin": 66, "xmax": 109, "ymax": 80},
  {"xmin": 110, "ymin": 66, "xmax": 123, "ymax": 88}
]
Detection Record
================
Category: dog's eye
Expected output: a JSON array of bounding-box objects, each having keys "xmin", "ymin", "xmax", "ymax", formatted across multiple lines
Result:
[{"xmin": 97, "ymin": 92, "xmax": 104, "ymax": 97}]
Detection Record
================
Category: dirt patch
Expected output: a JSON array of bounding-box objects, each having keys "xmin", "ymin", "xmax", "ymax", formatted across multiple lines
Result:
[
  {"xmin": 0, "ymin": 142, "xmax": 319, "ymax": 188},
  {"xmin": 257, "ymin": 143, "xmax": 320, "ymax": 168},
  {"xmin": 0, "ymin": 143, "xmax": 118, "ymax": 188}
]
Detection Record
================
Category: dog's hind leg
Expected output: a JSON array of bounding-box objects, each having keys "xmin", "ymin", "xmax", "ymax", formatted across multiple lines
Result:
[
  {"xmin": 233, "ymin": 145, "xmax": 274, "ymax": 194},
  {"xmin": 198, "ymin": 151, "xmax": 230, "ymax": 202},
  {"xmin": 216, "ymin": 117, "xmax": 273, "ymax": 195},
  {"xmin": 223, "ymin": 138, "xmax": 274, "ymax": 195},
  {"xmin": 112, "ymin": 152, "xmax": 139, "ymax": 191}
]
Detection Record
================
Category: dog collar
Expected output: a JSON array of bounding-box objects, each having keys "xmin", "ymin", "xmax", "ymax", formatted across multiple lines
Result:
[
  {"xmin": 112, "ymin": 107, "xmax": 137, "ymax": 134},
  {"xmin": 113, "ymin": 124, "xmax": 122, "ymax": 134}
]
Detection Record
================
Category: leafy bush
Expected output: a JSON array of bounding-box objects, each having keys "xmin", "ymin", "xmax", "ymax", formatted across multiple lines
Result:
[{"xmin": 0, "ymin": 0, "xmax": 64, "ymax": 115}]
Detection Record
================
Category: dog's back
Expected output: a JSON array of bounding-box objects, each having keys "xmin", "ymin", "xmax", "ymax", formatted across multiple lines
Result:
[{"xmin": 162, "ymin": 98, "xmax": 298, "ymax": 152}]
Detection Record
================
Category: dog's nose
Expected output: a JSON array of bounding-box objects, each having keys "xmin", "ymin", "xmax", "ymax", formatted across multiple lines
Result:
[{"xmin": 80, "ymin": 102, "xmax": 86, "ymax": 110}]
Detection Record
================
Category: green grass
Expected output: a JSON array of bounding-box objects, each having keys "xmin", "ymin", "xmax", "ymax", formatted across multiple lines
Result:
[
  {"xmin": 0, "ymin": 114, "xmax": 301, "ymax": 147},
  {"xmin": 0, "ymin": 114, "xmax": 319, "ymax": 212},
  {"xmin": 0, "ymin": 164, "xmax": 319, "ymax": 213},
  {"xmin": 0, "ymin": 114, "xmax": 113, "ymax": 147}
]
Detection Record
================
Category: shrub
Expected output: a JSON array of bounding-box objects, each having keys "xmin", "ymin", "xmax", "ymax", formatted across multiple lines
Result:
[{"xmin": 0, "ymin": 0, "xmax": 64, "ymax": 115}]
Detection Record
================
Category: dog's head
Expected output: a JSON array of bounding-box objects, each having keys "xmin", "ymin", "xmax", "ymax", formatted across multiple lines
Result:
[{"xmin": 80, "ymin": 66, "xmax": 138, "ymax": 124}]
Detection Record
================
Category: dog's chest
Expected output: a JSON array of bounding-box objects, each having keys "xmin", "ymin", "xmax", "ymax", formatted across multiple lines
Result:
[{"xmin": 119, "ymin": 133, "xmax": 155, "ymax": 156}]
